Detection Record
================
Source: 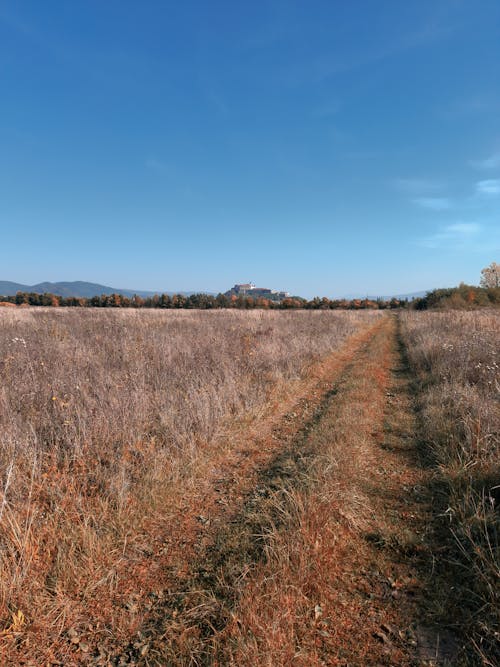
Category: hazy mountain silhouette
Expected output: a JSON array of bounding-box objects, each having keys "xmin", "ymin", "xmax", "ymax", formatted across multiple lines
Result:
[
  {"xmin": 0, "ymin": 281, "xmax": 429, "ymax": 301},
  {"xmin": 0, "ymin": 281, "xmax": 205, "ymax": 298}
]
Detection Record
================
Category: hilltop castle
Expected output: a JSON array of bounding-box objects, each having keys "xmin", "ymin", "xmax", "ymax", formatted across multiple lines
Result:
[{"xmin": 225, "ymin": 283, "xmax": 290, "ymax": 300}]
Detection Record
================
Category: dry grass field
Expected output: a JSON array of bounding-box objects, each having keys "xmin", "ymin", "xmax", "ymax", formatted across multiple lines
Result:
[
  {"xmin": 0, "ymin": 307, "xmax": 498, "ymax": 665},
  {"xmin": 0, "ymin": 308, "xmax": 381, "ymax": 664},
  {"xmin": 401, "ymin": 310, "xmax": 499, "ymax": 664}
]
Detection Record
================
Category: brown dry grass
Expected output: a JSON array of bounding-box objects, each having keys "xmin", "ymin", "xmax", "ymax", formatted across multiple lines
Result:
[
  {"xmin": 400, "ymin": 310, "xmax": 499, "ymax": 665},
  {"xmin": 212, "ymin": 315, "xmax": 426, "ymax": 667},
  {"xmin": 0, "ymin": 307, "xmax": 381, "ymax": 664}
]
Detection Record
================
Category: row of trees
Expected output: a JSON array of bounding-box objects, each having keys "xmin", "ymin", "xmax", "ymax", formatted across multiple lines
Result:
[
  {"xmin": 413, "ymin": 283, "xmax": 500, "ymax": 309},
  {"xmin": 2, "ymin": 288, "xmax": 499, "ymax": 310},
  {"xmin": 2, "ymin": 264, "xmax": 498, "ymax": 310},
  {"xmin": 410, "ymin": 263, "xmax": 500, "ymax": 308},
  {"xmin": 2, "ymin": 289, "xmax": 499, "ymax": 310},
  {"xmin": 1, "ymin": 291, "xmax": 410, "ymax": 310}
]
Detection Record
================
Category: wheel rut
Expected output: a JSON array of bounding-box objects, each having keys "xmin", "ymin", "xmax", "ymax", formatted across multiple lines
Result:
[{"xmin": 110, "ymin": 316, "xmax": 450, "ymax": 666}]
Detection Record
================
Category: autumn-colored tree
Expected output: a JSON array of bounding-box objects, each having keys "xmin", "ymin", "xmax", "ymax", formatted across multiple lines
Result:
[
  {"xmin": 480, "ymin": 262, "xmax": 500, "ymax": 288},
  {"xmin": 216, "ymin": 293, "xmax": 230, "ymax": 308},
  {"xmin": 172, "ymin": 294, "xmax": 187, "ymax": 308},
  {"xmin": 308, "ymin": 297, "xmax": 321, "ymax": 309},
  {"xmin": 320, "ymin": 297, "xmax": 330, "ymax": 309},
  {"xmin": 108, "ymin": 293, "xmax": 122, "ymax": 307},
  {"xmin": 158, "ymin": 294, "xmax": 171, "ymax": 308},
  {"xmin": 15, "ymin": 292, "xmax": 29, "ymax": 305},
  {"xmin": 132, "ymin": 295, "xmax": 144, "ymax": 308}
]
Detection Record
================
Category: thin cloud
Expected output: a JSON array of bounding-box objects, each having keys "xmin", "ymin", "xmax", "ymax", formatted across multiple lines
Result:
[
  {"xmin": 476, "ymin": 179, "xmax": 500, "ymax": 195},
  {"xmin": 419, "ymin": 222, "xmax": 481, "ymax": 249},
  {"xmin": 311, "ymin": 100, "xmax": 341, "ymax": 118},
  {"xmin": 145, "ymin": 157, "xmax": 167, "ymax": 171},
  {"xmin": 412, "ymin": 197, "xmax": 451, "ymax": 210},
  {"xmin": 471, "ymin": 152, "xmax": 500, "ymax": 169},
  {"xmin": 446, "ymin": 223, "xmax": 481, "ymax": 235},
  {"xmin": 206, "ymin": 89, "xmax": 230, "ymax": 117},
  {"xmin": 0, "ymin": 7, "xmax": 34, "ymax": 35},
  {"xmin": 145, "ymin": 157, "xmax": 176, "ymax": 177},
  {"xmin": 440, "ymin": 94, "xmax": 500, "ymax": 120},
  {"xmin": 311, "ymin": 22, "xmax": 454, "ymax": 83},
  {"xmin": 393, "ymin": 178, "xmax": 444, "ymax": 194}
]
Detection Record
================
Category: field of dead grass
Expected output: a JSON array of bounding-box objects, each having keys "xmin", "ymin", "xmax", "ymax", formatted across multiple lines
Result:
[
  {"xmin": 213, "ymin": 315, "xmax": 418, "ymax": 666},
  {"xmin": 0, "ymin": 308, "xmax": 381, "ymax": 664},
  {"xmin": 196, "ymin": 314, "xmax": 451, "ymax": 667},
  {"xmin": 400, "ymin": 310, "xmax": 499, "ymax": 665}
]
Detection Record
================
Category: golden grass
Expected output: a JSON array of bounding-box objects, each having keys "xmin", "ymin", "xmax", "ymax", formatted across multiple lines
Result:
[
  {"xmin": 0, "ymin": 307, "xmax": 382, "ymax": 663},
  {"xmin": 400, "ymin": 309, "xmax": 499, "ymax": 664},
  {"xmin": 210, "ymin": 317, "xmax": 420, "ymax": 666}
]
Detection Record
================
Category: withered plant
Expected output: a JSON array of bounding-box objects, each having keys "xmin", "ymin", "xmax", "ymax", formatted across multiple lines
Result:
[
  {"xmin": 401, "ymin": 310, "xmax": 499, "ymax": 664},
  {"xmin": 0, "ymin": 307, "xmax": 380, "ymax": 662}
]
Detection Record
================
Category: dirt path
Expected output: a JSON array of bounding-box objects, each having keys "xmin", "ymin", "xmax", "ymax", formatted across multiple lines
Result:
[{"xmin": 103, "ymin": 316, "xmax": 451, "ymax": 666}]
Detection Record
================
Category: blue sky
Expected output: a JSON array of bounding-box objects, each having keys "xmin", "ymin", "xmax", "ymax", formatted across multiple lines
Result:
[{"xmin": 1, "ymin": 0, "xmax": 499, "ymax": 297}]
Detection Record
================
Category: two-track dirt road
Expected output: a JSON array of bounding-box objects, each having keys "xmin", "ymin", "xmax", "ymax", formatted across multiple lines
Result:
[{"xmin": 101, "ymin": 315, "xmax": 454, "ymax": 666}]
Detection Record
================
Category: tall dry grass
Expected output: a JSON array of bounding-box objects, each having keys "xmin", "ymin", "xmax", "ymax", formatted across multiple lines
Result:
[
  {"xmin": 216, "ymin": 317, "xmax": 403, "ymax": 667},
  {"xmin": 400, "ymin": 310, "xmax": 499, "ymax": 663},
  {"xmin": 0, "ymin": 307, "xmax": 380, "ymax": 661}
]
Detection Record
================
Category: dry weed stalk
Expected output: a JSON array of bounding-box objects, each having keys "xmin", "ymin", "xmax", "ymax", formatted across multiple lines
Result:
[
  {"xmin": 400, "ymin": 310, "xmax": 499, "ymax": 663},
  {"xmin": 216, "ymin": 317, "xmax": 413, "ymax": 666},
  {"xmin": 0, "ymin": 307, "xmax": 380, "ymax": 662}
]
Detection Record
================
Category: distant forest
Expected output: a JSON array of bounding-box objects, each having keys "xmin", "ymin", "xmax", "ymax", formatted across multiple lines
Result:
[{"xmin": 1, "ymin": 284, "xmax": 499, "ymax": 309}]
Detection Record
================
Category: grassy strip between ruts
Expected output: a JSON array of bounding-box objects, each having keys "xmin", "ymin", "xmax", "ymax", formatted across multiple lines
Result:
[
  {"xmin": 119, "ymin": 315, "xmax": 436, "ymax": 666},
  {"xmin": 0, "ymin": 310, "xmax": 382, "ymax": 665},
  {"xmin": 107, "ymin": 318, "xmax": 387, "ymax": 665},
  {"xmin": 213, "ymin": 315, "xmax": 423, "ymax": 666}
]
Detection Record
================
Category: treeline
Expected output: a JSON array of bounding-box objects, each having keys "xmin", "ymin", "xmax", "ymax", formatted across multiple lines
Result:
[
  {"xmin": 0, "ymin": 292, "xmax": 409, "ymax": 310},
  {"xmin": 2, "ymin": 285, "xmax": 498, "ymax": 310},
  {"xmin": 413, "ymin": 283, "xmax": 500, "ymax": 310}
]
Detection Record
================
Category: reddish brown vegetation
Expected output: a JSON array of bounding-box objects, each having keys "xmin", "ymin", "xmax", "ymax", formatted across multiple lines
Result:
[
  {"xmin": 0, "ymin": 308, "xmax": 381, "ymax": 664},
  {"xmin": 215, "ymin": 316, "xmax": 426, "ymax": 666},
  {"xmin": 1, "ymin": 307, "xmax": 496, "ymax": 665},
  {"xmin": 401, "ymin": 310, "xmax": 499, "ymax": 665}
]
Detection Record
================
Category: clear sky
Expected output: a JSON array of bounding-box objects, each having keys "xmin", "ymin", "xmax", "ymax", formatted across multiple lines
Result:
[{"xmin": 1, "ymin": 1, "xmax": 499, "ymax": 297}]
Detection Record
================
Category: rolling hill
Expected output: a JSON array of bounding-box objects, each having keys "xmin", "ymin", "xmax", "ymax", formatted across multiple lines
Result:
[{"xmin": 0, "ymin": 281, "xmax": 202, "ymax": 298}]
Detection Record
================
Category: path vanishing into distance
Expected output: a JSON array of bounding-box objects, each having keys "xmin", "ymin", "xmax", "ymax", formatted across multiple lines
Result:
[{"xmin": 106, "ymin": 315, "xmax": 457, "ymax": 667}]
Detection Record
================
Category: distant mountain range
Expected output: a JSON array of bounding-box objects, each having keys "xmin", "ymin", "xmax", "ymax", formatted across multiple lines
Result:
[
  {"xmin": 341, "ymin": 291, "xmax": 428, "ymax": 301},
  {"xmin": 0, "ymin": 281, "xmax": 207, "ymax": 298},
  {"xmin": 0, "ymin": 281, "xmax": 430, "ymax": 301}
]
